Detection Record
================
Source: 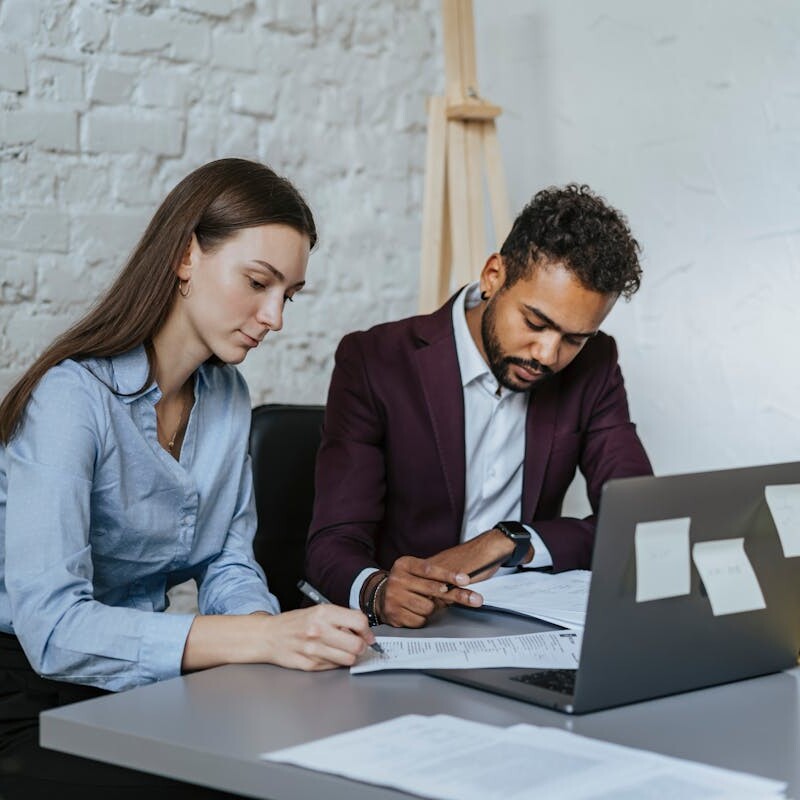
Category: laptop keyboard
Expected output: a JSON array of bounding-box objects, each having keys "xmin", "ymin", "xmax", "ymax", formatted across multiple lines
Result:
[{"xmin": 511, "ymin": 669, "xmax": 577, "ymax": 694}]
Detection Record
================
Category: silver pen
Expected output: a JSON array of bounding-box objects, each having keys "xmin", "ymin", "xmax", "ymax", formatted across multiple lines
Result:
[{"xmin": 297, "ymin": 580, "xmax": 384, "ymax": 654}]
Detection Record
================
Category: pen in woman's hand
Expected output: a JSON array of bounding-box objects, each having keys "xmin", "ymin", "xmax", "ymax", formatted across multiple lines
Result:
[{"xmin": 297, "ymin": 580, "xmax": 385, "ymax": 654}]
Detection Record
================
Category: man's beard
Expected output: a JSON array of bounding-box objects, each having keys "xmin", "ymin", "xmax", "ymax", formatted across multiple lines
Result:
[{"xmin": 480, "ymin": 296, "xmax": 553, "ymax": 393}]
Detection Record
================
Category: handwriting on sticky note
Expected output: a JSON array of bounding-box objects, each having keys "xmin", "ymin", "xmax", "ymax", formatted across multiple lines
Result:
[
  {"xmin": 634, "ymin": 517, "xmax": 691, "ymax": 602},
  {"xmin": 765, "ymin": 484, "xmax": 800, "ymax": 558},
  {"xmin": 691, "ymin": 538, "xmax": 765, "ymax": 616}
]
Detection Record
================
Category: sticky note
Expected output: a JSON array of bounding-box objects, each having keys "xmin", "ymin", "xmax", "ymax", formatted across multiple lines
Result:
[
  {"xmin": 691, "ymin": 538, "xmax": 765, "ymax": 616},
  {"xmin": 765, "ymin": 484, "xmax": 800, "ymax": 558},
  {"xmin": 634, "ymin": 517, "xmax": 691, "ymax": 602}
]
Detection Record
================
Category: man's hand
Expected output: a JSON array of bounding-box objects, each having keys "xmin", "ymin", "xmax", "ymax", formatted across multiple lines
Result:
[
  {"xmin": 428, "ymin": 528, "xmax": 510, "ymax": 580},
  {"xmin": 372, "ymin": 557, "xmax": 479, "ymax": 628},
  {"xmin": 428, "ymin": 527, "xmax": 535, "ymax": 591},
  {"xmin": 371, "ymin": 528, "xmax": 534, "ymax": 628}
]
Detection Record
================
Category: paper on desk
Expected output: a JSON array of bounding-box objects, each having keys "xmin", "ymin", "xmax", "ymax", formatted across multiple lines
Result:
[
  {"xmin": 262, "ymin": 714, "xmax": 787, "ymax": 800},
  {"xmin": 692, "ymin": 538, "xmax": 766, "ymax": 616},
  {"xmin": 477, "ymin": 569, "xmax": 590, "ymax": 629},
  {"xmin": 350, "ymin": 629, "xmax": 581, "ymax": 674},
  {"xmin": 505, "ymin": 724, "xmax": 787, "ymax": 800},
  {"xmin": 765, "ymin": 483, "xmax": 800, "ymax": 558},
  {"xmin": 634, "ymin": 517, "xmax": 691, "ymax": 602}
]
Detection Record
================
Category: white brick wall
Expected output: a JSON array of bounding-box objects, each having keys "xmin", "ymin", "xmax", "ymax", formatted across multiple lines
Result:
[
  {"xmin": 0, "ymin": 0, "xmax": 440, "ymax": 407},
  {"xmin": 0, "ymin": 50, "xmax": 26, "ymax": 91}
]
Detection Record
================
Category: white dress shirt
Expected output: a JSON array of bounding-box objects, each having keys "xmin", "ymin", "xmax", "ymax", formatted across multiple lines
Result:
[
  {"xmin": 349, "ymin": 283, "xmax": 552, "ymax": 609},
  {"xmin": 453, "ymin": 283, "xmax": 552, "ymax": 566}
]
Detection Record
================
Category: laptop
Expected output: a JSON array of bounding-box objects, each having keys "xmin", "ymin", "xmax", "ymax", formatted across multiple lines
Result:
[{"xmin": 426, "ymin": 461, "xmax": 800, "ymax": 714}]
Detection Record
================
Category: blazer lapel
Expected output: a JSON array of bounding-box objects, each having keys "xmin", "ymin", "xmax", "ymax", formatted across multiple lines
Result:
[
  {"xmin": 412, "ymin": 300, "xmax": 466, "ymax": 525},
  {"xmin": 521, "ymin": 375, "xmax": 561, "ymax": 521}
]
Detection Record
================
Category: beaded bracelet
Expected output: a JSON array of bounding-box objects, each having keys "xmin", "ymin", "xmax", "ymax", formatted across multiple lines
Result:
[
  {"xmin": 373, "ymin": 574, "xmax": 390, "ymax": 623},
  {"xmin": 364, "ymin": 572, "xmax": 389, "ymax": 627}
]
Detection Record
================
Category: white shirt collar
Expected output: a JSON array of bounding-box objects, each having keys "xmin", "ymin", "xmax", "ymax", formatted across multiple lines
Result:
[{"xmin": 452, "ymin": 282, "xmax": 494, "ymax": 389}]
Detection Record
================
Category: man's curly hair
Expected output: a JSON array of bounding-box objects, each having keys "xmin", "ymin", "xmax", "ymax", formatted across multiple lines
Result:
[{"xmin": 499, "ymin": 184, "xmax": 642, "ymax": 299}]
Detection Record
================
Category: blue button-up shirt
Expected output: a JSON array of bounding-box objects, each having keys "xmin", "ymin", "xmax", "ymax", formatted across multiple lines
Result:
[{"xmin": 0, "ymin": 346, "xmax": 279, "ymax": 691}]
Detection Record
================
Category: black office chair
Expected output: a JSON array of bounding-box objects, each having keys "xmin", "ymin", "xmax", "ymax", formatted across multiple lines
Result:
[{"xmin": 249, "ymin": 404, "xmax": 324, "ymax": 612}]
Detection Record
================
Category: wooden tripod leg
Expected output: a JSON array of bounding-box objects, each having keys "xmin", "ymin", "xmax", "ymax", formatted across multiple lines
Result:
[
  {"xmin": 419, "ymin": 95, "xmax": 449, "ymax": 313},
  {"xmin": 440, "ymin": 173, "xmax": 453, "ymax": 302},
  {"xmin": 456, "ymin": 0, "xmax": 478, "ymax": 93},
  {"xmin": 442, "ymin": 0, "xmax": 466, "ymax": 101},
  {"xmin": 483, "ymin": 120, "xmax": 512, "ymax": 248},
  {"xmin": 447, "ymin": 117, "xmax": 473, "ymax": 288},
  {"xmin": 465, "ymin": 119, "xmax": 487, "ymax": 277},
  {"xmin": 420, "ymin": 0, "xmax": 511, "ymax": 303}
]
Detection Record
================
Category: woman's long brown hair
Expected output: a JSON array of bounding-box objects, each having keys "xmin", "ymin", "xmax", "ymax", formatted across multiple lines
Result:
[{"xmin": 0, "ymin": 158, "xmax": 317, "ymax": 444}]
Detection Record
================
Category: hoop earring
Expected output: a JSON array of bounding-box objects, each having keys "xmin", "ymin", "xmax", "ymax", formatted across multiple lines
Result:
[
  {"xmin": 178, "ymin": 278, "xmax": 191, "ymax": 298},
  {"xmin": 480, "ymin": 290, "xmax": 489, "ymax": 301}
]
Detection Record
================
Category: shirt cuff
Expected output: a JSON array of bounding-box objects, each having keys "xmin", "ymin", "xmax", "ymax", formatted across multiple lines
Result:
[
  {"xmin": 349, "ymin": 567, "xmax": 380, "ymax": 610},
  {"xmin": 522, "ymin": 525, "xmax": 553, "ymax": 569},
  {"xmin": 139, "ymin": 612, "xmax": 197, "ymax": 684}
]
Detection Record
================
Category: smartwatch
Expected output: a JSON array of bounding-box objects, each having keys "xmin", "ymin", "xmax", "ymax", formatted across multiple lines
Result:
[{"xmin": 494, "ymin": 521, "xmax": 532, "ymax": 567}]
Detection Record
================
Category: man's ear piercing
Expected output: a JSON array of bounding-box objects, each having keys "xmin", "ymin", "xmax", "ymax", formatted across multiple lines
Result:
[{"xmin": 480, "ymin": 290, "xmax": 489, "ymax": 301}]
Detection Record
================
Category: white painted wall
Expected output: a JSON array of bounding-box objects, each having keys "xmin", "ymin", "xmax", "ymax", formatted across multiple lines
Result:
[{"xmin": 475, "ymin": 0, "xmax": 800, "ymax": 490}]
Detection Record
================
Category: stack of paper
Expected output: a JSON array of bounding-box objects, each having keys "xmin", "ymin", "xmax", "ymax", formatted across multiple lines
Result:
[
  {"xmin": 351, "ymin": 629, "xmax": 581, "ymax": 673},
  {"xmin": 263, "ymin": 714, "xmax": 786, "ymax": 800},
  {"xmin": 476, "ymin": 569, "xmax": 590, "ymax": 629}
]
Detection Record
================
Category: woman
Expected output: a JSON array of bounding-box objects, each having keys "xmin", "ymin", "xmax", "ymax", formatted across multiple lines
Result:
[{"xmin": 0, "ymin": 158, "xmax": 374, "ymax": 798}]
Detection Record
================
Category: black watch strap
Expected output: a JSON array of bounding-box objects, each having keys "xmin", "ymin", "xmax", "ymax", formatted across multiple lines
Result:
[{"xmin": 495, "ymin": 521, "xmax": 532, "ymax": 567}]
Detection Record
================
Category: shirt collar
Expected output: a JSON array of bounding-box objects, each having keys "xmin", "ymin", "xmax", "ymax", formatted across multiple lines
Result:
[
  {"xmin": 108, "ymin": 345, "xmax": 156, "ymax": 403},
  {"xmin": 106, "ymin": 345, "xmax": 211, "ymax": 404},
  {"xmin": 452, "ymin": 282, "xmax": 494, "ymax": 389}
]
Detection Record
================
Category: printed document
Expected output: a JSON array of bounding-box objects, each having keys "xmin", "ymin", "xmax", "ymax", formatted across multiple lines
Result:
[
  {"xmin": 351, "ymin": 630, "xmax": 581, "ymax": 674},
  {"xmin": 476, "ymin": 569, "xmax": 590, "ymax": 629},
  {"xmin": 262, "ymin": 714, "xmax": 786, "ymax": 800}
]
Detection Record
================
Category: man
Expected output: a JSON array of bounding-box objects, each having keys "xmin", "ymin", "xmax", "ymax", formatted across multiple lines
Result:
[{"xmin": 306, "ymin": 184, "xmax": 652, "ymax": 627}]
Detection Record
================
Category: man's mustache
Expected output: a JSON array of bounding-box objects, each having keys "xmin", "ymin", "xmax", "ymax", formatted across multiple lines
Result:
[{"xmin": 504, "ymin": 356, "xmax": 553, "ymax": 376}]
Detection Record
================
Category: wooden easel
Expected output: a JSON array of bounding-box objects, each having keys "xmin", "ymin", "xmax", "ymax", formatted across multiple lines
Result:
[{"xmin": 418, "ymin": 0, "xmax": 512, "ymax": 313}]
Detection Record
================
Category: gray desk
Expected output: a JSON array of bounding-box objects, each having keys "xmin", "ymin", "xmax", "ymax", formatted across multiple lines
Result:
[{"xmin": 41, "ymin": 608, "xmax": 800, "ymax": 799}]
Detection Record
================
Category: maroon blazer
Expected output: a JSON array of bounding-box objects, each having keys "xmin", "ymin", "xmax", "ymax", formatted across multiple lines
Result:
[{"xmin": 306, "ymin": 294, "xmax": 652, "ymax": 606}]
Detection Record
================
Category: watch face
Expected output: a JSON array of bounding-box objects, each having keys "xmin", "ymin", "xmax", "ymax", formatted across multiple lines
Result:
[
  {"xmin": 497, "ymin": 522, "xmax": 531, "ymax": 567},
  {"xmin": 497, "ymin": 521, "xmax": 529, "ymax": 539}
]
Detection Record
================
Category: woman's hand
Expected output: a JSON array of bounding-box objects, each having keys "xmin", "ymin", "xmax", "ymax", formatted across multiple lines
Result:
[
  {"xmin": 181, "ymin": 605, "xmax": 374, "ymax": 673},
  {"xmin": 258, "ymin": 605, "xmax": 374, "ymax": 671}
]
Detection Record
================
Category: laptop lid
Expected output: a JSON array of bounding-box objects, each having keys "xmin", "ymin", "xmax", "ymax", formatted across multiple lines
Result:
[{"xmin": 428, "ymin": 461, "xmax": 800, "ymax": 714}]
